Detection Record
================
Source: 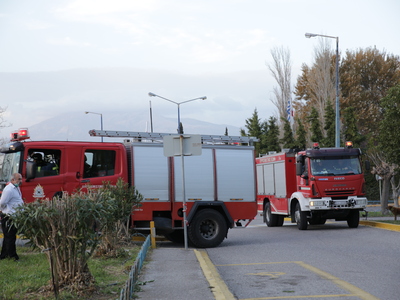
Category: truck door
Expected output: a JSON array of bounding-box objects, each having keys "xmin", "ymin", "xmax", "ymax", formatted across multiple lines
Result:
[
  {"xmin": 23, "ymin": 147, "xmax": 65, "ymax": 202},
  {"xmin": 79, "ymin": 147, "xmax": 121, "ymax": 190},
  {"xmin": 298, "ymin": 157, "xmax": 312, "ymax": 198}
]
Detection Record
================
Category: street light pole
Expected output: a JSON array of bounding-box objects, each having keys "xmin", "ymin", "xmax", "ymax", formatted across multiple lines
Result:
[
  {"xmin": 148, "ymin": 92, "xmax": 207, "ymax": 134},
  {"xmin": 305, "ymin": 32, "xmax": 340, "ymax": 147},
  {"xmin": 148, "ymin": 92, "xmax": 206, "ymax": 249},
  {"xmin": 85, "ymin": 111, "xmax": 103, "ymax": 142}
]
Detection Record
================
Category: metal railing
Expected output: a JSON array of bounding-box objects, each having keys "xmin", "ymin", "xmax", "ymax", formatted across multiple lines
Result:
[{"xmin": 119, "ymin": 235, "xmax": 151, "ymax": 300}]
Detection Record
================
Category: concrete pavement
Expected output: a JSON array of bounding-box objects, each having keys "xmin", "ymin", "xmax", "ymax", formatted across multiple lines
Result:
[
  {"xmin": 136, "ymin": 211, "xmax": 400, "ymax": 300},
  {"xmin": 136, "ymin": 245, "xmax": 231, "ymax": 300}
]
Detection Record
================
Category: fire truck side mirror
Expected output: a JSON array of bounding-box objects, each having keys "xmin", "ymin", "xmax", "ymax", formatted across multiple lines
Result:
[
  {"xmin": 296, "ymin": 163, "xmax": 303, "ymax": 176},
  {"xmin": 26, "ymin": 161, "xmax": 37, "ymax": 181}
]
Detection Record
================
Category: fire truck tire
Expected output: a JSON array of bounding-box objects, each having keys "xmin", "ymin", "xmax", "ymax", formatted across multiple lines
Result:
[
  {"xmin": 164, "ymin": 230, "xmax": 184, "ymax": 244},
  {"xmin": 347, "ymin": 210, "xmax": 360, "ymax": 228},
  {"xmin": 295, "ymin": 203, "xmax": 308, "ymax": 230},
  {"xmin": 309, "ymin": 216, "xmax": 326, "ymax": 225},
  {"xmin": 188, "ymin": 209, "xmax": 227, "ymax": 248},
  {"xmin": 276, "ymin": 215, "xmax": 285, "ymax": 226},
  {"xmin": 264, "ymin": 202, "xmax": 278, "ymax": 227}
]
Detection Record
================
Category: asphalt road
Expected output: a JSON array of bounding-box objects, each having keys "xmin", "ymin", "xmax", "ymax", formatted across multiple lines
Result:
[{"xmin": 204, "ymin": 217, "xmax": 399, "ymax": 300}]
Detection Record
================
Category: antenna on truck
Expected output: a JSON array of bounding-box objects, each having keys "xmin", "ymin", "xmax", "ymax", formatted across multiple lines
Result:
[{"xmin": 89, "ymin": 130, "xmax": 259, "ymax": 146}]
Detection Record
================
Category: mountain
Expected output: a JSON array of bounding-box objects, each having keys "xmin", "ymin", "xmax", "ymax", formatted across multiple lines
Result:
[{"xmin": 26, "ymin": 110, "xmax": 242, "ymax": 142}]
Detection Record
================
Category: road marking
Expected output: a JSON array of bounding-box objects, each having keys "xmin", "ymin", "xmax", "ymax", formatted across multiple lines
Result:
[
  {"xmin": 246, "ymin": 272, "xmax": 285, "ymax": 278},
  {"xmin": 295, "ymin": 261, "xmax": 380, "ymax": 300},
  {"xmin": 216, "ymin": 261, "xmax": 379, "ymax": 300},
  {"xmin": 194, "ymin": 249, "xmax": 236, "ymax": 300},
  {"xmin": 241, "ymin": 294, "xmax": 356, "ymax": 299}
]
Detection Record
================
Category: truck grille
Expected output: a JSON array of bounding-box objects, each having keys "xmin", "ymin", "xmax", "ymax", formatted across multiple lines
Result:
[{"xmin": 324, "ymin": 189, "xmax": 355, "ymax": 196}]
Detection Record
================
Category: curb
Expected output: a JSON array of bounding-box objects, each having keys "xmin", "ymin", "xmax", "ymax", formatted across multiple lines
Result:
[{"xmin": 359, "ymin": 220, "xmax": 400, "ymax": 232}]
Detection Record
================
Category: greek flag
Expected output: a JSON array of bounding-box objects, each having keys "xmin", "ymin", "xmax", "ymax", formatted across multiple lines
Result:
[{"xmin": 286, "ymin": 99, "xmax": 291, "ymax": 122}]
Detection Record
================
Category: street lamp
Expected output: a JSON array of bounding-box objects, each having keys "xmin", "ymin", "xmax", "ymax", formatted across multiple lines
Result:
[
  {"xmin": 148, "ymin": 92, "xmax": 206, "ymax": 134},
  {"xmin": 305, "ymin": 32, "xmax": 340, "ymax": 147},
  {"xmin": 85, "ymin": 111, "xmax": 103, "ymax": 142}
]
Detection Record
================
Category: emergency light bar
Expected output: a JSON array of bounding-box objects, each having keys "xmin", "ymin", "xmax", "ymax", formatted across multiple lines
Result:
[
  {"xmin": 345, "ymin": 141, "xmax": 353, "ymax": 148},
  {"xmin": 10, "ymin": 128, "xmax": 30, "ymax": 142}
]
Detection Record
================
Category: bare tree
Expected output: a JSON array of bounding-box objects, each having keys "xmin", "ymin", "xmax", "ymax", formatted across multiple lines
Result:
[
  {"xmin": 0, "ymin": 106, "xmax": 11, "ymax": 145},
  {"xmin": 308, "ymin": 39, "xmax": 336, "ymax": 128},
  {"xmin": 294, "ymin": 39, "xmax": 336, "ymax": 135},
  {"xmin": 268, "ymin": 46, "xmax": 292, "ymax": 122},
  {"xmin": 368, "ymin": 150, "xmax": 398, "ymax": 213}
]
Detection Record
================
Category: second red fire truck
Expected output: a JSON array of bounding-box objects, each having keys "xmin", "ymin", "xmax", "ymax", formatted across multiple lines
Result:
[{"xmin": 256, "ymin": 142, "xmax": 368, "ymax": 230}]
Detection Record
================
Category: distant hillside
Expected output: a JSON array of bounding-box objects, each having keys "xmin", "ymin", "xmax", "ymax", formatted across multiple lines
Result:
[{"xmin": 26, "ymin": 110, "xmax": 242, "ymax": 142}]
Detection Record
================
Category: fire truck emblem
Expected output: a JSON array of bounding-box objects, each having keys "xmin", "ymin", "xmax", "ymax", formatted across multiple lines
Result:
[{"xmin": 33, "ymin": 184, "xmax": 45, "ymax": 198}]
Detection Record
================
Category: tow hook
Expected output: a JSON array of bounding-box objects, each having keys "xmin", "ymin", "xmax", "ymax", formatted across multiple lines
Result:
[{"xmin": 347, "ymin": 198, "xmax": 356, "ymax": 207}]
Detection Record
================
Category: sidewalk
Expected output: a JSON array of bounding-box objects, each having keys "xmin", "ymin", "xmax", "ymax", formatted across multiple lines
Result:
[{"xmin": 136, "ymin": 245, "xmax": 216, "ymax": 300}]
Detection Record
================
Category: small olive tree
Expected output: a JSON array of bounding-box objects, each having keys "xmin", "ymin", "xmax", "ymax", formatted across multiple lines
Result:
[
  {"xmin": 96, "ymin": 179, "xmax": 143, "ymax": 256},
  {"xmin": 13, "ymin": 178, "xmax": 142, "ymax": 295}
]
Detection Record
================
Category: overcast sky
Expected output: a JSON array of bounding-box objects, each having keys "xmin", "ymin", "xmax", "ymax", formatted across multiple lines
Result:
[{"xmin": 1, "ymin": 0, "xmax": 399, "ymax": 139}]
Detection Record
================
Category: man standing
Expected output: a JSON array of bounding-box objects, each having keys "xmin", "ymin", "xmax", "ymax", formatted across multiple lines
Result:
[{"xmin": 0, "ymin": 173, "xmax": 24, "ymax": 261}]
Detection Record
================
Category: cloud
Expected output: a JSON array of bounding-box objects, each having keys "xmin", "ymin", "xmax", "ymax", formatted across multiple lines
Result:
[
  {"xmin": 47, "ymin": 37, "xmax": 91, "ymax": 47},
  {"xmin": 50, "ymin": 1, "xmax": 273, "ymax": 68},
  {"xmin": 24, "ymin": 19, "xmax": 52, "ymax": 30}
]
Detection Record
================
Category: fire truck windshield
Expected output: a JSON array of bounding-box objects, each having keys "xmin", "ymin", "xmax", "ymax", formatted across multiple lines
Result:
[
  {"xmin": 0, "ymin": 152, "xmax": 21, "ymax": 183},
  {"xmin": 310, "ymin": 156, "xmax": 362, "ymax": 176}
]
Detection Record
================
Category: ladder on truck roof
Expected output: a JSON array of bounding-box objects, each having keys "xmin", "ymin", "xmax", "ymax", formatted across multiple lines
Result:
[{"xmin": 89, "ymin": 130, "xmax": 259, "ymax": 145}]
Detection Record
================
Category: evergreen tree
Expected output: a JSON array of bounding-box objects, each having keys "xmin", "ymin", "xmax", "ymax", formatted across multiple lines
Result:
[
  {"xmin": 295, "ymin": 118, "xmax": 307, "ymax": 150},
  {"xmin": 224, "ymin": 127, "xmax": 228, "ymax": 136},
  {"xmin": 280, "ymin": 118, "xmax": 296, "ymax": 149},
  {"xmin": 259, "ymin": 121, "xmax": 269, "ymax": 155},
  {"xmin": 322, "ymin": 100, "xmax": 335, "ymax": 147},
  {"xmin": 265, "ymin": 116, "xmax": 280, "ymax": 152},
  {"xmin": 244, "ymin": 108, "xmax": 262, "ymax": 137},
  {"xmin": 342, "ymin": 106, "xmax": 365, "ymax": 148},
  {"xmin": 308, "ymin": 107, "xmax": 324, "ymax": 143},
  {"xmin": 241, "ymin": 108, "xmax": 263, "ymax": 155}
]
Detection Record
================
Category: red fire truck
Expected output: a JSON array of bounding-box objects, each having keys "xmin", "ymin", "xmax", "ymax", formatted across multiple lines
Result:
[
  {"xmin": 256, "ymin": 142, "xmax": 368, "ymax": 230},
  {"xmin": 0, "ymin": 129, "xmax": 258, "ymax": 248}
]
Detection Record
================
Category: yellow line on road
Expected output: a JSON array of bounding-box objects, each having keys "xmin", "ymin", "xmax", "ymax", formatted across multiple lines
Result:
[
  {"xmin": 194, "ymin": 249, "xmax": 236, "ymax": 300},
  {"xmin": 216, "ymin": 261, "xmax": 378, "ymax": 300},
  {"xmin": 241, "ymin": 294, "xmax": 356, "ymax": 299},
  {"xmin": 295, "ymin": 261, "xmax": 379, "ymax": 300},
  {"xmin": 216, "ymin": 261, "xmax": 297, "ymax": 266}
]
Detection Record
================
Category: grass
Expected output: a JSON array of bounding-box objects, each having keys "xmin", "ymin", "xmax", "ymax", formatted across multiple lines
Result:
[{"xmin": 0, "ymin": 244, "xmax": 141, "ymax": 300}]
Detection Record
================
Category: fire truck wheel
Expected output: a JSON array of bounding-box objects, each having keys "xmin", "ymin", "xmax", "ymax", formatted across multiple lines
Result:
[
  {"xmin": 164, "ymin": 230, "xmax": 184, "ymax": 244},
  {"xmin": 295, "ymin": 203, "xmax": 308, "ymax": 230},
  {"xmin": 188, "ymin": 209, "xmax": 227, "ymax": 248},
  {"xmin": 276, "ymin": 215, "xmax": 285, "ymax": 226},
  {"xmin": 347, "ymin": 210, "xmax": 360, "ymax": 228},
  {"xmin": 264, "ymin": 202, "xmax": 281, "ymax": 227},
  {"xmin": 309, "ymin": 216, "xmax": 326, "ymax": 225}
]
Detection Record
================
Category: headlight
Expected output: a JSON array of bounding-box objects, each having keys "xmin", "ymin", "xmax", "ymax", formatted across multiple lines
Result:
[
  {"xmin": 310, "ymin": 200, "xmax": 325, "ymax": 207},
  {"xmin": 357, "ymin": 199, "xmax": 367, "ymax": 206}
]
